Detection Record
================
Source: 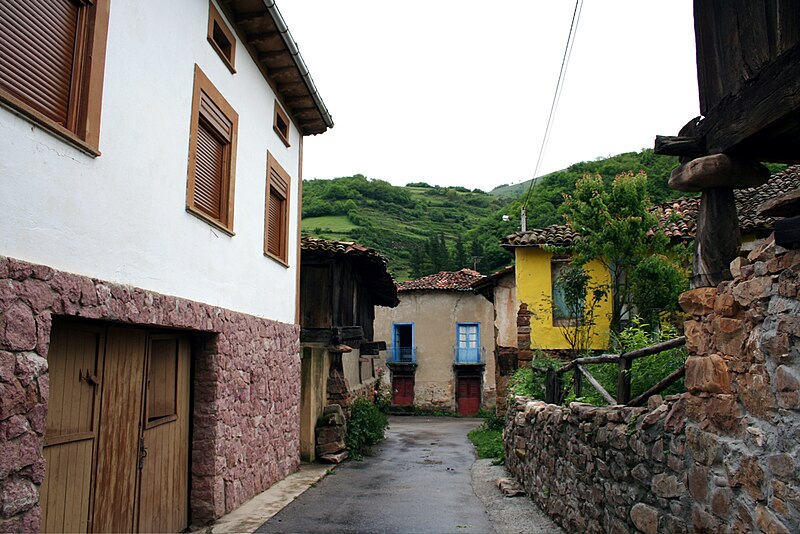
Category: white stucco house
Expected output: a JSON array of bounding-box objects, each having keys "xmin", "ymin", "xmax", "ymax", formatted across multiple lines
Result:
[{"xmin": 0, "ymin": 1, "xmax": 331, "ymax": 532}]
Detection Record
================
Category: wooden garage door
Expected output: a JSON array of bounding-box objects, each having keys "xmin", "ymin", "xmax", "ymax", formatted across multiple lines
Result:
[
  {"xmin": 41, "ymin": 321, "xmax": 190, "ymax": 533},
  {"xmin": 456, "ymin": 376, "xmax": 481, "ymax": 416}
]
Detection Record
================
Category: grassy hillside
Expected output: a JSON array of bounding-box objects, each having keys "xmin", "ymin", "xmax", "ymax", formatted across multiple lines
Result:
[
  {"xmin": 302, "ymin": 150, "xmax": 688, "ymax": 280},
  {"xmin": 302, "ymin": 176, "xmax": 509, "ymax": 280}
]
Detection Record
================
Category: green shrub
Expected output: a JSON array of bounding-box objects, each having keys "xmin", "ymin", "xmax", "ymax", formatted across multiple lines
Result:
[
  {"xmin": 468, "ymin": 410, "xmax": 505, "ymax": 463},
  {"xmin": 346, "ymin": 397, "xmax": 389, "ymax": 460},
  {"xmin": 476, "ymin": 409, "xmax": 505, "ymax": 431},
  {"xmin": 508, "ymin": 354, "xmax": 563, "ymax": 400}
]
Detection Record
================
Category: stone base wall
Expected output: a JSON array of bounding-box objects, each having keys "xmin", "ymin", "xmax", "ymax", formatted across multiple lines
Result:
[
  {"xmin": 506, "ymin": 238, "xmax": 800, "ymax": 534},
  {"xmin": 506, "ymin": 397, "xmax": 687, "ymax": 533},
  {"xmin": 0, "ymin": 256, "xmax": 300, "ymax": 531}
]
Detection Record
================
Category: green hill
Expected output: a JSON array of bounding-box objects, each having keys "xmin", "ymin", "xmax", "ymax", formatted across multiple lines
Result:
[{"xmin": 301, "ymin": 150, "xmax": 685, "ymax": 280}]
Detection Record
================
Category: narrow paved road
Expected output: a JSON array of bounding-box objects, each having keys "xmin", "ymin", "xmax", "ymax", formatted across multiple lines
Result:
[{"xmin": 257, "ymin": 416, "xmax": 494, "ymax": 534}]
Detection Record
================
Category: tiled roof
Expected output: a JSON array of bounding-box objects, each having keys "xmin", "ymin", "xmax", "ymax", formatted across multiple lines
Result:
[
  {"xmin": 500, "ymin": 225, "xmax": 579, "ymax": 249},
  {"xmin": 397, "ymin": 269, "xmax": 484, "ymax": 292},
  {"xmin": 301, "ymin": 237, "xmax": 398, "ymax": 306},
  {"xmin": 652, "ymin": 164, "xmax": 800, "ymax": 239}
]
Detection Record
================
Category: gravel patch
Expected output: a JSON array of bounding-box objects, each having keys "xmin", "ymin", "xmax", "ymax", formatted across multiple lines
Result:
[{"xmin": 470, "ymin": 459, "xmax": 563, "ymax": 534}]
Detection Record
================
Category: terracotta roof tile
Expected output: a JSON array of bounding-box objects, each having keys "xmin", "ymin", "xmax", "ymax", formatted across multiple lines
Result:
[
  {"xmin": 652, "ymin": 165, "xmax": 800, "ymax": 239},
  {"xmin": 500, "ymin": 225, "xmax": 579, "ymax": 249},
  {"xmin": 397, "ymin": 268, "xmax": 484, "ymax": 292}
]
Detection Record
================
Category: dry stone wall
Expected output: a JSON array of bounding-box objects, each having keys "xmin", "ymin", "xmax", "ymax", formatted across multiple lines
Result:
[
  {"xmin": 506, "ymin": 237, "xmax": 800, "ymax": 533},
  {"xmin": 0, "ymin": 256, "xmax": 301, "ymax": 531}
]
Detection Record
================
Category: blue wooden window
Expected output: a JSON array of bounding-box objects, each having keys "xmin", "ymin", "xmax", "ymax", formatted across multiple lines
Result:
[
  {"xmin": 455, "ymin": 323, "xmax": 480, "ymax": 363},
  {"xmin": 391, "ymin": 323, "xmax": 414, "ymax": 363}
]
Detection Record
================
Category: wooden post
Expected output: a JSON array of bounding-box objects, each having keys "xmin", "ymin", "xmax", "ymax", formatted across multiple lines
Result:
[
  {"xmin": 693, "ymin": 187, "xmax": 740, "ymax": 288},
  {"xmin": 545, "ymin": 368, "xmax": 561, "ymax": 404},
  {"xmin": 573, "ymin": 366, "xmax": 582, "ymax": 400},
  {"xmin": 617, "ymin": 357, "xmax": 632, "ymax": 405}
]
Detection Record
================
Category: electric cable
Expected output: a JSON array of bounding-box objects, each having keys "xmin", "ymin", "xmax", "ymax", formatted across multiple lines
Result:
[{"xmin": 521, "ymin": 0, "xmax": 585, "ymax": 214}]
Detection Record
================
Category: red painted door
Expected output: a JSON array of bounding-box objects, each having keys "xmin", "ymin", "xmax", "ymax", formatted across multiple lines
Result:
[
  {"xmin": 392, "ymin": 376, "xmax": 414, "ymax": 406},
  {"xmin": 457, "ymin": 377, "xmax": 481, "ymax": 416}
]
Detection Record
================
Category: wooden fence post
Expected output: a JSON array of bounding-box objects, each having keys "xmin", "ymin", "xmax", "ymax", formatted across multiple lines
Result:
[
  {"xmin": 545, "ymin": 368, "xmax": 562, "ymax": 404},
  {"xmin": 617, "ymin": 357, "xmax": 632, "ymax": 405},
  {"xmin": 573, "ymin": 366, "xmax": 582, "ymax": 400}
]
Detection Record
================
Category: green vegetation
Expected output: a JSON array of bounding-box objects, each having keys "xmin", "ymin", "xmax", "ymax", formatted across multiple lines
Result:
[
  {"xmin": 508, "ymin": 355, "xmax": 563, "ymax": 399},
  {"xmin": 302, "ymin": 150, "xmax": 688, "ymax": 280},
  {"xmin": 562, "ymin": 171, "xmax": 687, "ymax": 333},
  {"xmin": 345, "ymin": 397, "xmax": 389, "ymax": 460},
  {"xmin": 565, "ymin": 318, "xmax": 688, "ymax": 406},
  {"xmin": 302, "ymin": 174, "xmax": 510, "ymax": 280},
  {"xmin": 467, "ymin": 410, "xmax": 505, "ymax": 463}
]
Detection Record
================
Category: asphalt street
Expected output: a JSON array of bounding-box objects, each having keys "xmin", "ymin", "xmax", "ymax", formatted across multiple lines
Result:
[{"xmin": 257, "ymin": 416, "xmax": 561, "ymax": 534}]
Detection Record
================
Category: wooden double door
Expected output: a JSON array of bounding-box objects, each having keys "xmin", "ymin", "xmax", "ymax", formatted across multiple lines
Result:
[
  {"xmin": 456, "ymin": 375, "xmax": 481, "ymax": 416},
  {"xmin": 41, "ymin": 320, "xmax": 191, "ymax": 533}
]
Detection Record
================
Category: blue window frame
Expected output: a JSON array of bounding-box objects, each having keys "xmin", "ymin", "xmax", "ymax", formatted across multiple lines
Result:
[
  {"xmin": 391, "ymin": 322, "xmax": 415, "ymax": 363},
  {"xmin": 455, "ymin": 322, "xmax": 481, "ymax": 363}
]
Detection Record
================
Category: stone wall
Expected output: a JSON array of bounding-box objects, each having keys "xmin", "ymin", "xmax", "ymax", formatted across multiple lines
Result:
[
  {"xmin": 0, "ymin": 256, "xmax": 301, "ymax": 531},
  {"xmin": 505, "ymin": 237, "xmax": 800, "ymax": 533}
]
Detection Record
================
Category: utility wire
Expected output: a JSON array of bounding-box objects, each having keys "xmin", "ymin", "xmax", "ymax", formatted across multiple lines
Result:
[{"xmin": 521, "ymin": 0, "xmax": 585, "ymax": 213}]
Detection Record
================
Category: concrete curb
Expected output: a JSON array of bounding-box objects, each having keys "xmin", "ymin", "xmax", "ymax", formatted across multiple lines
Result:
[{"xmin": 207, "ymin": 463, "xmax": 332, "ymax": 533}]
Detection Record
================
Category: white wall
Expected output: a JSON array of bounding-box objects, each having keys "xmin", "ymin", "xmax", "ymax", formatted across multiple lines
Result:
[{"xmin": 0, "ymin": 0, "xmax": 304, "ymax": 323}]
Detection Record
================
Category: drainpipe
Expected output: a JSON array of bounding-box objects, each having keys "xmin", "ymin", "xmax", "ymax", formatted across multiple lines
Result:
[{"xmin": 263, "ymin": 0, "xmax": 335, "ymax": 131}]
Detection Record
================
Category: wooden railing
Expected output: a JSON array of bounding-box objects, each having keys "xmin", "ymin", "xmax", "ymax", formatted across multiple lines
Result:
[{"xmin": 544, "ymin": 336, "xmax": 687, "ymax": 407}]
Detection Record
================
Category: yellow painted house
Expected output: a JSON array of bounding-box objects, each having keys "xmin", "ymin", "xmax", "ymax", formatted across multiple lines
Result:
[{"xmin": 501, "ymin": 225, "xmax": 612, "ymax": 351}]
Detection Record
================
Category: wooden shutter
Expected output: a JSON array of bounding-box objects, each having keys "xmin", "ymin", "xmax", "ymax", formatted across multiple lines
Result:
[
  {"xmin": 194, "ymin": 120, "xmax": 225, "ymax": 219},
  {"xmin": 191, "ymin": 90, "xmax": 233, "ymax": 223},
  {"xmin": 267, "ymin": 189, "xmax": 284, "ymax": 257},
  {"xmin": 0, "ymin": 0, "xmax": 81, "ymax": 126},
  {"xmin": 265, "ymin": 153, "xmax": 291, "ymax": 262}
]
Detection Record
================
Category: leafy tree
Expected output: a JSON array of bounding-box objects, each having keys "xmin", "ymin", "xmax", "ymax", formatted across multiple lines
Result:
[
  {"xmin": 562, "ymin": 171, "xmax": 682, "ymax": 334},
  {"xmin": 552, "ymin": 263, "xmax": 608, "ymax": 358}
]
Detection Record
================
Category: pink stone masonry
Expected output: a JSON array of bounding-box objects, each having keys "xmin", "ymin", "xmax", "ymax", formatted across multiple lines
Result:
[
  {"xmin": 0, "ymin": 256, "xmax": 300, "ymax": 531},
  {"xmin": 505, "ymin": 238, "xmax": 800, "ymax": 534}
]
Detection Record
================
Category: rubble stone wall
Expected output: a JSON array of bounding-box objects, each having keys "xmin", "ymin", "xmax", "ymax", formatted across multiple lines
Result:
[
  {"xmin": 0, "ymin": 256, "xmax": 300, "ymax": 531},
  {"xmin": 506, "ymin": 238, "xmax": 800, "ymax": 533}
]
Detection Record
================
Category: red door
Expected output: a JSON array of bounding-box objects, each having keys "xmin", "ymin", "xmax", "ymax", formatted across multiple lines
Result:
[
  {"xmin": 457, "ymin": 377, "xmax": 481, "ymax": 416},
  {"xmin": 392, "ymin": 376, "xmax": 414, "ymax": 406}
]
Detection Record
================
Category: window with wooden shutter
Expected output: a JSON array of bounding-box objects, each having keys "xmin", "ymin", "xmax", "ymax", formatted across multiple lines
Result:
[
  {"xmin": 186, "ymin": 65, "xmax": 238, "ymax": 233},
  {"xmin": 0, "ymin": 0, "xmax": 110, "ymax": 154},
  {"xmin": 265, "ymin": 152, "xmax": 291, "ymax": 265}
]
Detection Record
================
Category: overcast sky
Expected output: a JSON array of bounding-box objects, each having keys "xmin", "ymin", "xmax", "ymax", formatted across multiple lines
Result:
[{"xmin": 277, "ymin": 1, "xmax": 699, "ymax": 191}]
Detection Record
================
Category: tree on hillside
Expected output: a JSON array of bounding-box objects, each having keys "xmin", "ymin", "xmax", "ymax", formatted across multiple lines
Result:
[
  {"xmin": 562, "ymin": 171, "xmax": 686, "ymax": 334},
  {"xmin": 452, "ymin": 236, "xmax": 468, "ymax": 270}
]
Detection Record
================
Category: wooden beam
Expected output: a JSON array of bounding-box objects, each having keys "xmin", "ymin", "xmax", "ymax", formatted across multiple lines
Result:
[
  {"xmin": 360, "ymin": 341, "xmax": 387, "ymax": 356},
  {"xmin": 257, "ymin": 50, "xmax": 286, "ymax": 61},
  {"xmin": 654, "ymin": 135, "xmax": 706, "ymax": 158},
  {"xmin": 235, "ymin": 11, "xmax": 266, "ymax": 24},
  {"xmin": 299, "ymin": 326, "xmax": 364, "ymax": 344},
  {"xmin": 576, "ymin": 364, "xmax": 617, "ymax": 405},
  {"xmin": 248, "ymin": 31, "xmax": 279, "ymax": 41},
  {"xmin": 698, "ymin": 44, "xmax": 800, "ymax": 161},
  {"xmin": 628, "ymin": 365, "xmax": 686, "ymax": 407},
  {"xmin": 775, "ymin": 216, "xmax": 800, "ymax": 249},
  {"xmin": 268, "ymin": 66, "xmax": 297, "ymax": 76}
]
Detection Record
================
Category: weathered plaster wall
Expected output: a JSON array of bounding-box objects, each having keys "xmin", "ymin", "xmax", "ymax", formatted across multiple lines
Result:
[
  {"xmin": 0, "ymin": 256, "xmax": 301, "ymax": 531},
  {"xmin": 495, "ymin": 273, "xmax": 518, "ymax": 348},
  {"xmin": 514, "ymin": 248, "xmax": 611, "ymax": 350},
  {"xmin": 506, "ymin": 238, "xmax": 800, "ymax": 533},
  {"xmin": 375, "ymin": 290, "xmax": 496, "ymax": 411},
  {"xmin": 0, "ymin": 0, "xmax": 301, "ymax": 322}
]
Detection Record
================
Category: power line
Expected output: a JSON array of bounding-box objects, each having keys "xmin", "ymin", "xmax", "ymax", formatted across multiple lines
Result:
[{"xmin": 522, "ymin": 0, "xmax": 585, "ymax": 214}]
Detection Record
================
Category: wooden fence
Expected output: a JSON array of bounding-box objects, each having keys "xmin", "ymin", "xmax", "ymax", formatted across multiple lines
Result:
[{"xmin": 544, "ymin": 336, "xmax": 687, "ymax": 407}]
